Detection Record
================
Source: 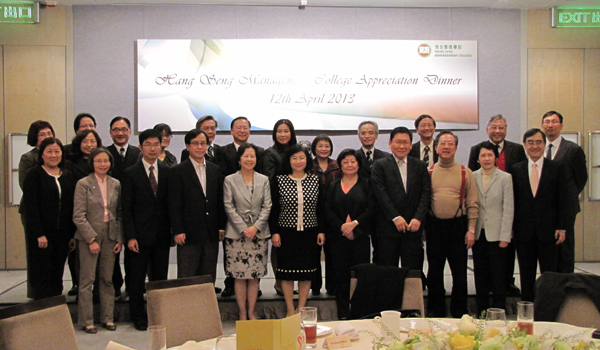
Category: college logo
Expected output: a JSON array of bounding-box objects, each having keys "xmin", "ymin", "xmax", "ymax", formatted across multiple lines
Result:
[{"xmin": 418, "ymin": 44, "xmax": 431, "ymax": 58}]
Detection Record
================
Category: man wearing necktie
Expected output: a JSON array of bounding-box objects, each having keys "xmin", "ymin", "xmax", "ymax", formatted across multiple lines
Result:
[
  {"xmin": 509, "ymin": 128, "xmax": 573, "ymax": 302},
  {"xmin": 180, "ymin": 115, "xmax": 221, "ymax": 164},
  {"xmin": 122, "ymin": 129, "xmax": 171, "ymax": 331},
  {"xmin": 106, "ymin": 116, "xmax": 141, "ymax": 297},
  {"xmin": 467, "ymin": 114, "xmax": 526, "ymax": 296},
  {"xmin": 371, "ymin": 127, "xmax": 430, "ymax": 283},
  {"xmin": 409, "ymin": 114, "xmax": 438, "ymax": 167},
  {"xmin": 356, "ymin": 121, "xmax": 390, "ymax": 180},
  {"xmin": 541, "ymin": 111, "xmax": 588, "ymax": 273}
]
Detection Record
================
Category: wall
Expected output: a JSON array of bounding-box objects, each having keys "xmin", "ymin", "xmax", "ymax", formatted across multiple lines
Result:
[{"xmin": 72, "ymin": 6, "xmax": 522, "ymax": 165}]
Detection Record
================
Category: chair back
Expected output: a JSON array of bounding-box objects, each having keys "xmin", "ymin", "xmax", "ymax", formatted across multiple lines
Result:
[
  {"xmin": 556, "ymin": 291, "xmax": 600, "ymax": 328},
  {"xmin": 0, "ymin": 295, "xmax": 78, "ymax": 350},
  {"xmin": 146, "ymin": 275, "xmax": 223, "ymax": 348}
]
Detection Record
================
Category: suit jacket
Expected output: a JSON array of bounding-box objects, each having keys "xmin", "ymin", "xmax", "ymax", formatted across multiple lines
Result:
[
  {"xmin": 473, "ymin": 167, "xmax": 514, "ymax": 242},
  {"xmin": 23, "ymin": 166, "xmax": 76, "ymax": 242},
  {"xmin": 409, "ymin": 141, "xmax": 438, "ymax": 166},
  {"xmin": 468, "ymin": 139, "xmax": 526, "ymax": 172},
  {"xmin": 181, "ymin": 143, "xmax": 220, "ymax": 164},
  {"xmin": 107, "ymin": 144, "xmax": 141, "ymax": 181},
  {"xmin": 510, "ymin": 158, "xmax": 575, "ymax": 243},
  {"xmin": 356, "ymin": 147, "xmax": 389, "ymax": 180},
  {"xmin": 552, "ymin": 137, "xmax": 588, "ymax": 212},
  {"xmin": 371, "ymin": 155, "xmax": 431, "ymax": 239},
  {"xmin": 216, "ymin": 142, "xmax": 264, "ymax": 177},
  {"xmin": 169, "ymin": 159, "xmax": 225, "ymax": 244},
  {"xmin": 121, "ymin": 160, "xmax": 171, "ymax": 246},
  {"xmin": 18, "ymin": 148, "xmax": 39, "ymax": 212},
  {"xmin": 325, "ymin": 177, "xmax": 374, "ymax": 240},
  {"xmin": 223, "ymin": 171, "xmax": 272, "ymax": 239},
  {"xmin": 260, "ymin": 145, "xmax": 285, "ymax": 181},
  {"xmin": 73, "ymin": 173, "xmax": 123, "ymax": 243}
]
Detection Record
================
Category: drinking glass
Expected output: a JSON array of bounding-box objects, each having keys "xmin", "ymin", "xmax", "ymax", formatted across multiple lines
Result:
[
  {"xmin": 517, "ymin": 301, "xmax": 534, "ymax": 335},
  {"xmin": 147, "ymin": 325, "xmax": 166, "ymax": 350},
  {"xmin": 300, "ymin": 307, "xmax": 318, "ymax": 349},
  {"xmin": 485, "ymin": 308, "xmax": 507, "ymax": 334},
  {"xmin": 215, "ymin": 334, "xmax": 236, "ymax": 350}
]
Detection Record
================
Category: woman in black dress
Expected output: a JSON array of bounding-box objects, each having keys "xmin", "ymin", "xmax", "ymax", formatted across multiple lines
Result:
[
  {"xmin": 23, "ymin": 137, "xmax": 76, "ymax": 300},
  {"xmin": 154, "ymin": 123, "xmax": 178, "ymax": 167},
  {"xmin": 261, "ymin": 119, "xmax": 297, "ymax": 181},
  {"xmin": 270, "ymin": 144, "xmax": 325, "ymax": 316},
  {"xmin": 325, "ymin": 149, "xmax": 374, "ymax": 319}
]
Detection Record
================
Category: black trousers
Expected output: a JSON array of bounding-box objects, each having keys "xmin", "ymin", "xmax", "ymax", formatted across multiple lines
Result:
[
  {"xmin": 557, "ymin": 227, "xmax": 575, "ymax": 273},
  {"xmin": 125, "ymin": 240, "xmax": 170, "ymax": 323},
  {"xmin": 177, "ymin": 240, "xmax": 219, "ymax": 281},
  {"xmin": 330, "ymin": 235, "xmax": 370, "ymax": 319},
  {"xmin": 311, "ymin": 239, "xmax": 334, "ymax": 292},
  {"xmin": 376, "ymin": 230, "xmax": 424, "ymax": 272},
  {"xmin": 516, "ymin": 238, "xmax": 558, "ymax": 302},
  {"xmin": 472, "ymin": 229, "xmax": 507, "ymax": 314},
  {"xmin": 425, "ymin": 215, "xmax": 468, "ymax": 318},
  {"xmin": 29, "ymin": 237, "xmax": 70, "ymax": 300}
]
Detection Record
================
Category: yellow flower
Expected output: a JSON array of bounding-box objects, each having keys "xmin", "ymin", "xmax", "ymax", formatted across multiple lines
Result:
[
  {"xmin": 482, "ymin": 328, "xmax": 500, "ymax": 340},
  {"xmin": 449, "ymin": 331, "xmax": 475, "ymax": 350}
]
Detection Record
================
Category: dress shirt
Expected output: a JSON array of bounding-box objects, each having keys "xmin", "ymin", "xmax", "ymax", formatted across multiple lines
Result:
[
  {"xmin": 545, "ymin": 137, "xmax": 562, "ymax": 160},
  {"xmin": 490, "ymin": 139, "xmax": 505, "ymax": 153},
  {"xmin": 419, "ymin": 140, "xmax": 435, "ymax": 166},
  {"xmin": 190, "ymin": 157, "xmax": 207, "ymax": 196},
  {"xmin": 392, "ymin": 154, "xmax": 407, "ymax": 192},
  {"xmin": 116, "ymin": 143, "xmax": 129, "ymax": 158},
  {"xmin": 142, "ymin": 158, "xmax": 158, "ymax": 185},
  {"xmin": 361, "ymin": 146, "xmax": 375, "ymax": 161},
  {"xmin": 95, "ymin": 174, "xmax": 110, "ymax": 222}
]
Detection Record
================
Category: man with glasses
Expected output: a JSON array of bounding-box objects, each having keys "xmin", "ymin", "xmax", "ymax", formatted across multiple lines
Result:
[
  {"xmin": 106, "ymin": 116, "xmax": 140, "ymax": 298},
  {"xmin": 356, "ymin": 121, "xmax": 389, "ymax": 180},
  {"xmin": 169, "ymin": 129, "xmax": 225, "ymax": 287},
  {"xmin": 467, "ymin": 114, "xmax": 526, "ymax": 297},
  {"xmin": 541, "ymin": 111, "xmax": 587, "ymax": 273},
  {"xmin": 181, "ymin": 115, "xmax": 221, "ymax": 163},
  {"xmin": 426, "ymin": 131, "xmax": 478, "ymax": 317},
  {"xmin": 409, "ymin": 114, "xmax": 438, "ymax": 167},
  {"xmin": 509, "ymin": 128, "xmax": 573, "ymax": 301}
]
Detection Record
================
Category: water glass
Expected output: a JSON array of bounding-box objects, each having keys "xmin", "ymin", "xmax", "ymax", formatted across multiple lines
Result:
[
  {"xmin": 147, "ymin": 325, "xmax": 166, "ymax": 350},
  {"xmin": 517, "ymin": 301, "xmax": 534, "ymax": 335},
  {"xmin": 485, "ymin": 308, "xmax": 507, "ymax": 334},
  {"xmin": 300, "ymin": 307, "xmax": 318, "ymax": 349}
]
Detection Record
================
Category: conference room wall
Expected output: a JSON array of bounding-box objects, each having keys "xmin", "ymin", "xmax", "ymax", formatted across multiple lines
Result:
[{"xmin": 72, "ymin": 5, "xmax": 522, "ymax": 165}]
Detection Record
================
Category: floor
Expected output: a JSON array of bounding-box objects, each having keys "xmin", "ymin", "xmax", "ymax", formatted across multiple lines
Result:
[{"xmin": 2, "ymin": 258, "xmax": 600, "ymax": 350}]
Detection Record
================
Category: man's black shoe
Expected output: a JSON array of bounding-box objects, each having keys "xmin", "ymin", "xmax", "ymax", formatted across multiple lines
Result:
[
  {"xmin": 214, "ymin": 287, "xmax": 222, "ymax": 294},
  {"xmin": 133, "ymin": 320, "xmax": 148, "ymax": 331}
]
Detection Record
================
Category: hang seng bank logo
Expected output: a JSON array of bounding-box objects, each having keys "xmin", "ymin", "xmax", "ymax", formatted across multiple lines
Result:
[{"xmin": 418, "ymin": 44, "xmax": 431, "ymax": 58}]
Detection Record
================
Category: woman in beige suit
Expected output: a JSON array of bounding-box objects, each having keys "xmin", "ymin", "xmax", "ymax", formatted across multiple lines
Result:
[
  {"xmin": 223, "ymin": 143, "xmax": 272, "ymax": 320},
  {"xmin": 73, "ymin": 147, "xmax": 123, "ymax": 334},
  {"xmin": 472, "ymin": 141, "xmax": 514, "ymax": 314}
]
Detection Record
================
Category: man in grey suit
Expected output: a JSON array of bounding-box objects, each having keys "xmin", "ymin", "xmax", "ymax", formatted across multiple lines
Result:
[
  {"xmin": 371, "ymin": 126, "xmax": 431, "ymax": 274},
  {"xmin": 356, "ymin": 121, "xmax": 389, "ymax": 180},
  {"xmin": 542, "ymin": 111, "xmax": 588, "ymax": 273}
]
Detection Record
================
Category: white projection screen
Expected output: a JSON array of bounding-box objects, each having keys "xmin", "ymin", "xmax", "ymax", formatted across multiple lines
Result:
[{"xmin": 136, "ymin": 39, "xmax": 478, "ymax": 132}]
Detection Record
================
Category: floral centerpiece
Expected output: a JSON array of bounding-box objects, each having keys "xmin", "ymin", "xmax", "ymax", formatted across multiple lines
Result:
[{"xmin": 365, "ymin": 315, "xmax": 600, "ymax": 350}]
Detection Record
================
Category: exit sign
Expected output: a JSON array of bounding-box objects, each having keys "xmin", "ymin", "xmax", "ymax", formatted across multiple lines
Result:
[
  {"xmin": 0, "ymin": 1, "xmax": 39, "ymax": 24},
  {"xmin": 552, "ymin": 7, "xmax": 600, "ymax": 28}
]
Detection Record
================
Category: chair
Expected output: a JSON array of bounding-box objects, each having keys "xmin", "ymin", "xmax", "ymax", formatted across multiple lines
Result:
[
  {"xmin": 555, "ymin": 291, "xmax": 600, "ymax": 328},
  {"xmin": 349, "ymin": 264, "xmax": 424, "ymax": 319},
  {"xmin": 146, "ymin": 275, "xmax": 222, "ymax": 348},
  {"xmin": 0, "ymin": 295, "xmax": 78, "ymax": 350}
]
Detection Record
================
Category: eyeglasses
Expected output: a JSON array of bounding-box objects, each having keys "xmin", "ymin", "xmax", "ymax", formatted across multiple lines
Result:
[
  {"xmin": 201, "ymin": 126, "xmax": 217, "ymax": 131},
  {"xmin": 82, "ymin": 139, "xmax": 97, "ymax": 145},
  {"xmin": 360, "ymin": 131, "xmax": 376, "ymax": 136},
  {"xmin": 489, "ymin": 126, "xmax": 506, "ymax": 131},
  {"xmin": 93, "ymin": 159, "xmax": 111, "ymax": 164},
  {"xmin": 162, "ymin": 134, "xmax": 172, "ymax": 139},
  {"xmin": 111, "ymin": 128, "xmax": 130, "ymax": 133},
  {"xmin": 143, "ymin": 142, "xmax": 161, "ymax": 148},
  {"xmin": 234, "ymin": 126, "xmax": 250, "ymax": 131},
  {"xmin": 438, "ymin": 142, "xmax": 456, "ymax": 147},
  {"xmin": 37, "ymin": 132, "xmax": 53, "ymax": 137},
  {"xmin": 526, "ymin": 140, "xmax": 545, "ymax": 145},
  {"xmin": 190, "ymin": 141, "xmax": 208, "ymax": 147}
]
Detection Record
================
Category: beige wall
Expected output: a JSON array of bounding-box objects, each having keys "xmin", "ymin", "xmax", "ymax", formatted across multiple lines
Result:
[
  {"xmin": 0, "ymin": 6, "xmax": 73, "ymax": 269},
  {"xmin": 527, "ymin": 9, "xmax": 600, "ymax": 261}
]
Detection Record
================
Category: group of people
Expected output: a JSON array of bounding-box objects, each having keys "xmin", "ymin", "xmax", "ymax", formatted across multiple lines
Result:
[{"xmin": 18, "ymin": 109, "xmax": 587, "ymax": 330}]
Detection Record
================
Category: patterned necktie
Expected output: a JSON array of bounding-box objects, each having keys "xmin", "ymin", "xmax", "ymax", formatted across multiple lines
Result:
[
  {"xmin": 207, "ymin": 145, "xmax": 214, "ymax": 162},
  {"xmin": 119, "ymin": 147, "xmax": 125, "ymax": 161},
  {"xmin": 546, "ymin": 144, "xmax": 553, "ymax": 160},
  {"xmin": 366, "ymin": 150, "xmax": 373, "ymax": 167},
  {"xmin": 530, "ymin": 163, "xmax": 539, "ymax": 197},
  {"xmin": 423, "ymin": 146, "xmax": 430, "ymax": 166},
  {"xmin": 149, "ymin": 165, "xmax": 158, "ymax": 196}
]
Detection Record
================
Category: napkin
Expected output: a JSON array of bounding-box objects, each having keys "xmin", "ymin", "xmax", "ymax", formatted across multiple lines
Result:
[
  {"xmin": 334, "ymin": 323, "xmax": 358, "ymax": 338},
  {"xmin": 178, "ymin": 341, "xmax": 214, "ymax": 350},
  {"xmin": 105, "ymin": 341, "xmax": 137, "ymax": 350}
]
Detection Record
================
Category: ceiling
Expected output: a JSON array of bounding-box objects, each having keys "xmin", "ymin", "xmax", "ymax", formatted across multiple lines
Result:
[{"xmin": 54, "ymin": 0, "xmax": 598, "ymax": 9}]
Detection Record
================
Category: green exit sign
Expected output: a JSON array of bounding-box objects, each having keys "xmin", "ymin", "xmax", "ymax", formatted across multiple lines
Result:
[
  {"xmin": 552, "ymin": 7, "xmax": 600, "ymax": 28},
  {"xmin": 0, "ymin": 1, "xmax": 39, "ymax": 24}
]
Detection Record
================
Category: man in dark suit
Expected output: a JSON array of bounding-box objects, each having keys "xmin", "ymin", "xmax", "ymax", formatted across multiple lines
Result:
[
  {"xmin": 542, "ymin": 111, "xmax": 588, "ymax": 273},
  {"xmin": 215, "ymin": 116, "xmax": 264, "ymax": 296},
  {"xmin": 356, "ymin": 121, "xmax": 389, "ymax": 180},
  {"xmin": 122, "ymin": 129, "xmax": 171, "ymax": 331},
  {"xmin": 467, "ymin": 114, "xmax": 526, "ymax": 296},
  {"xmin": 106, "ymin": 116, "xmax": 141, "ymax": 297},
  {"xmin": 371, "ymin": 127, "xmax": 431, "ymax": 276},
  {"xmin": 510, "ymin": 128, "xmax": 574, "ymax": 302},
  {"xmin": 409, "ymin": 114, "xmax": 438, "ymax": 167},
  {"xmin": 181, "ymin": 115, "xmax": 221, "ymax": 163},
  {"xmin": 169, "ymin": 129, "xmax": 226, "ymax": 284}
]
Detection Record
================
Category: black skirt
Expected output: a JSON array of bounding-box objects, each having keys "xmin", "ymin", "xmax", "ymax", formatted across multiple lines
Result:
[{"xmin": 275, "ymin": 227, "xmax": 319, "ymax": 281}]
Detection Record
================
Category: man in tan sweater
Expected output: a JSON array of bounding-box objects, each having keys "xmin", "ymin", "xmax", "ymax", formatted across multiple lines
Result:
[{"xmin": 425, "ymin": 130, "xmax": 479, "ymax": 317}]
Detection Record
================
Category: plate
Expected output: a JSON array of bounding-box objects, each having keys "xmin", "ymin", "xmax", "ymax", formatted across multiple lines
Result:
[{"xmin": 317, "ymin": 325, "xmax": 332, "ymax": 337}]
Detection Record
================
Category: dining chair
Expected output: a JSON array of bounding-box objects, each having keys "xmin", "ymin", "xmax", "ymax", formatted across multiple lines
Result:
[
  {"xmin": 146, "ymin": 275, "xmax": 223, "ymax": 348},
  {"xmin": 0, "ymin": 295, "xmax": 79, "ymax": 350},
  {"xmin": 555, "ymin": 290, "xmax": 600, "ymax": 328},
  {"xmin": 349, "ymin": 264, "xmax": 425, "ymax": 319}
]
